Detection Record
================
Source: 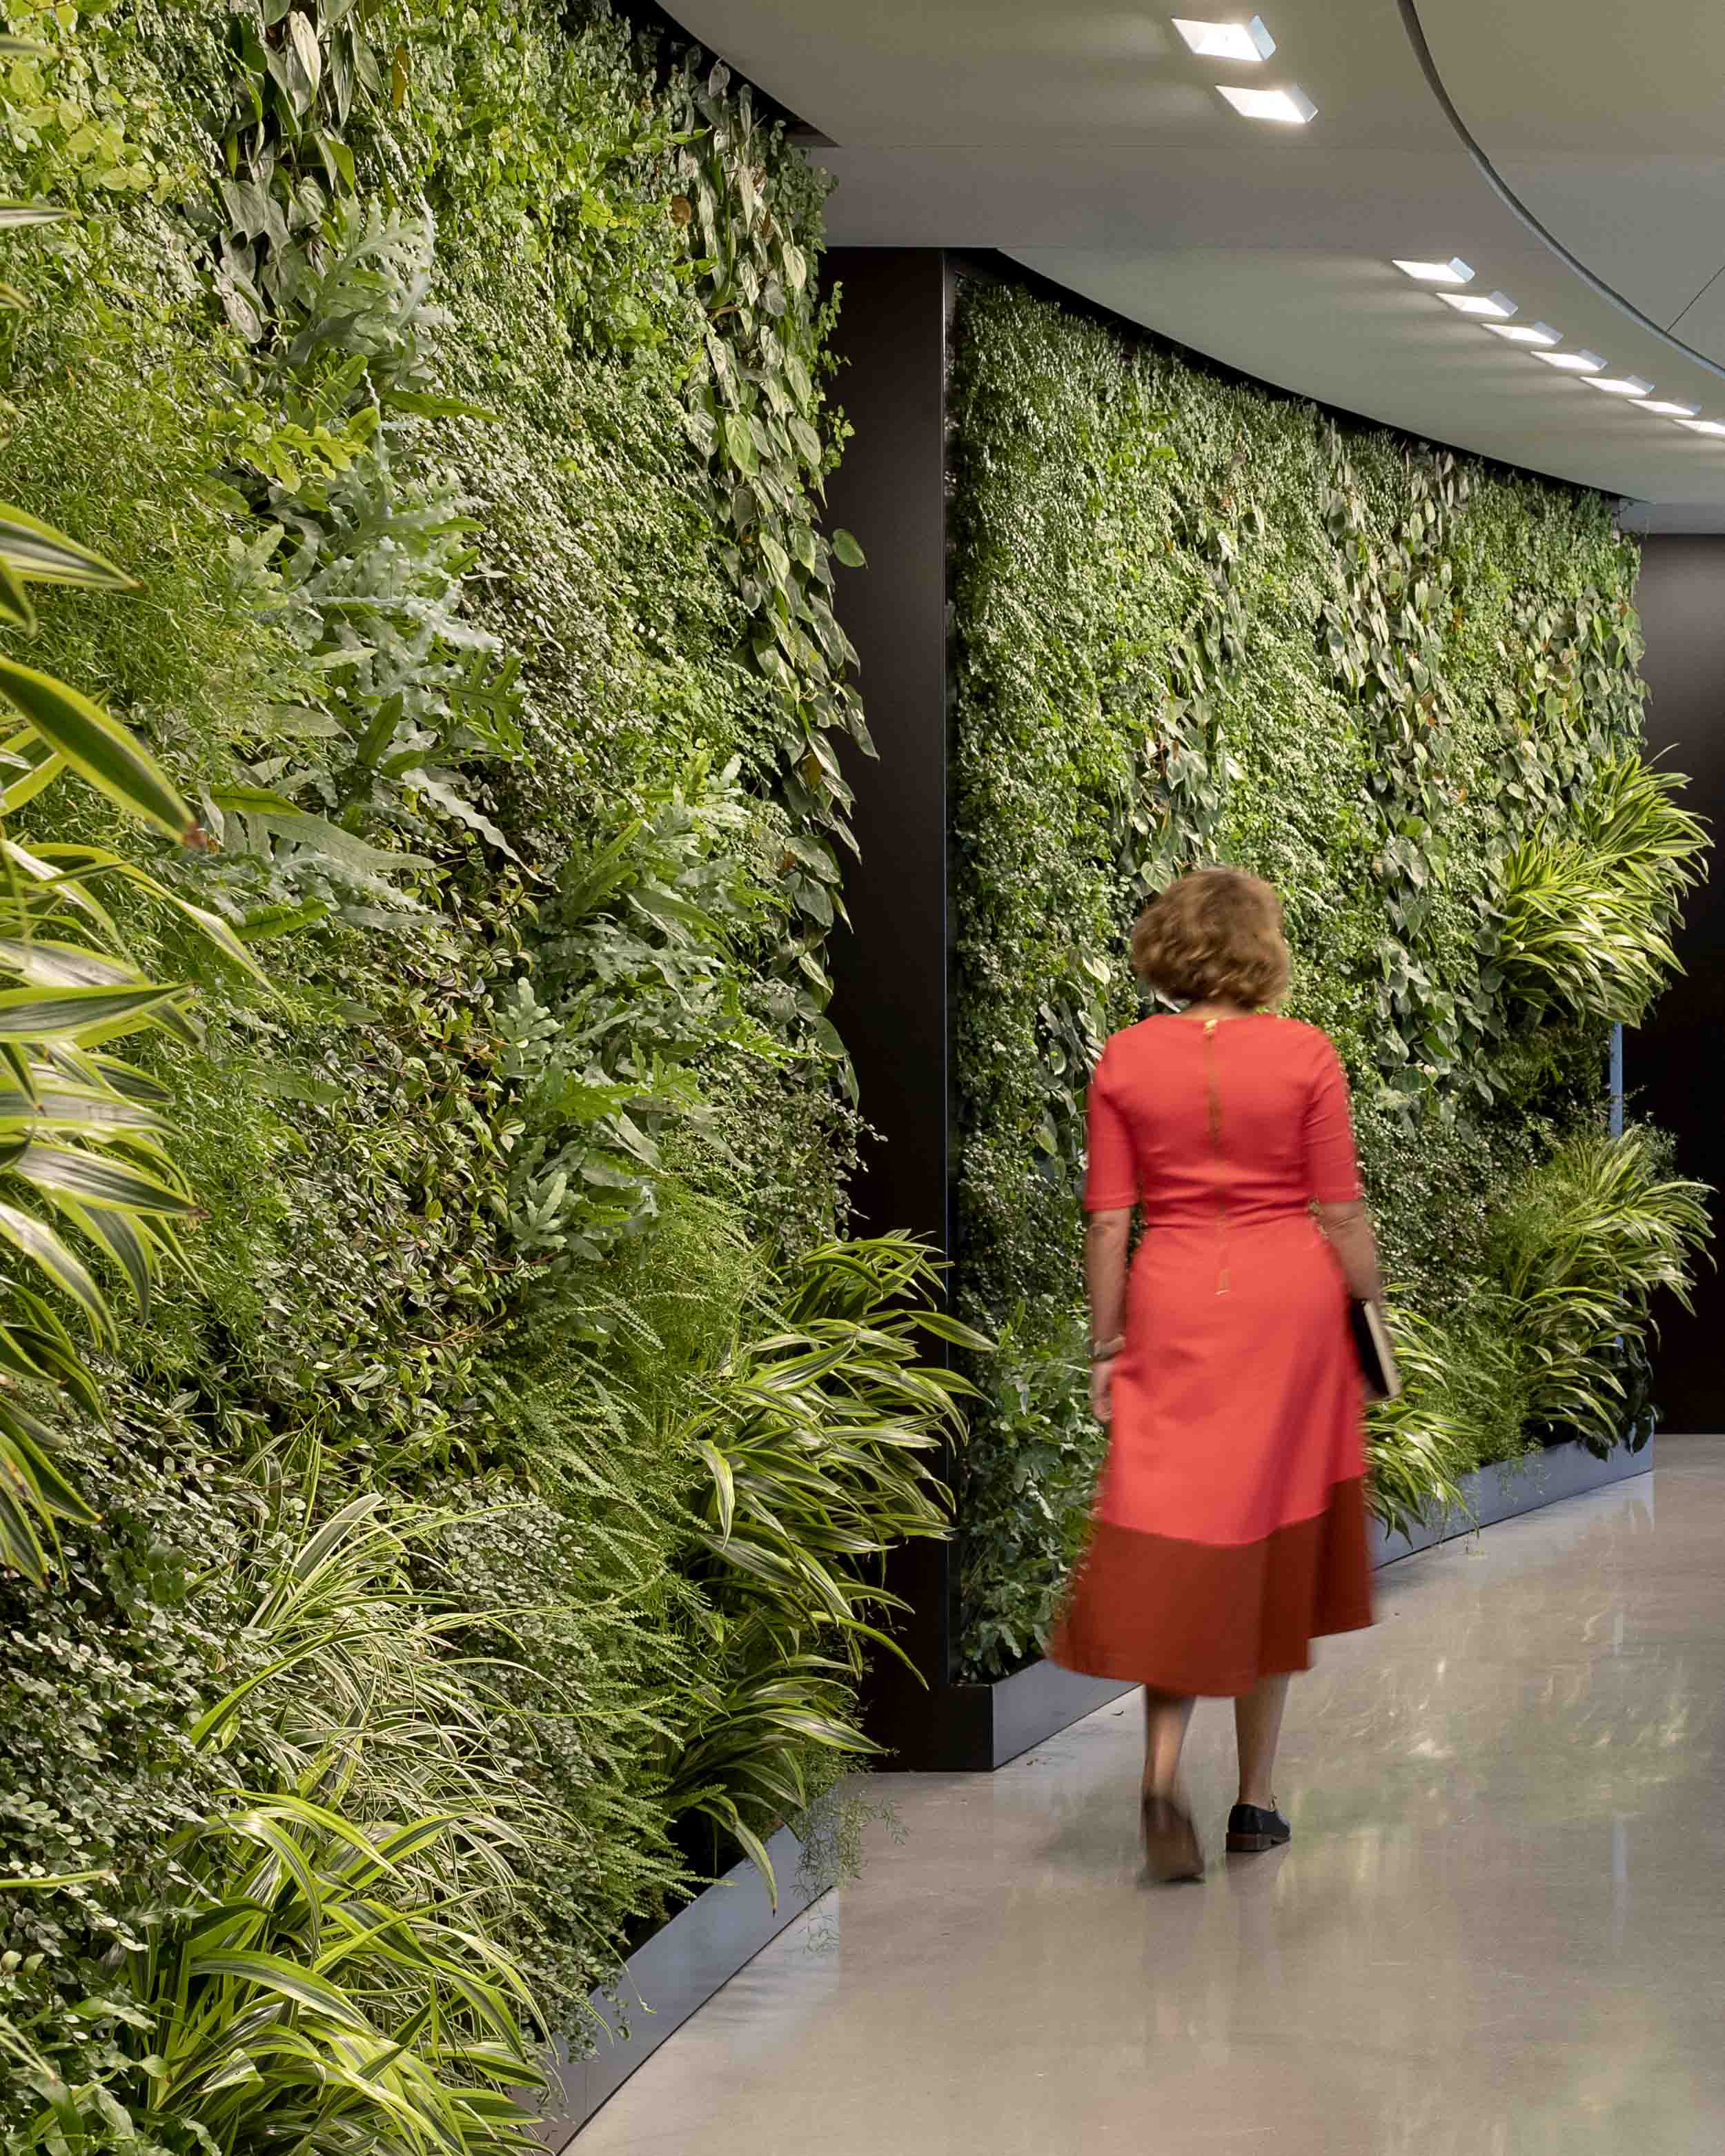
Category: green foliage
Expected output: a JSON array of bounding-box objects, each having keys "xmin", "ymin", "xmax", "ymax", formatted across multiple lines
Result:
[
  {"xmin": 1368, "ymin": 1298, "xmax": 1532, "ymax": 1536},
  {"xmin": 1500, "ymin": 754, "xmax": 1709, "ymax": 1024},
  {"xmin": 1485, "ymin": 1125, "xmax": 1708, "ymax": 1450},
  {"xmin": 669, "ymin": 1234, "xmax": 978, "ymax": 1902},
  {"xmin": 0, "ymin": 0, "xmax": 956, "ymax": 2142},
  {"xmin": 666, "ymin": 60, "xmax": 871, "ymax": 875},
  {"xmin": 0, "ymin": 210, "xmax": 268, "ymax": 1581},
  {"xmin": 1370, "ymin": 1125, "xmax": 1710, "ymax": 1527},
  {"xmin": 500, "ymin": 757, "xmax": 794, "ymax": 1292},
  {"xmin": 947, "ymin": 274, "xmax": 1706, "ymax": 1679},
  {"xmin": 956, "ymin": 1307, "xmax": 1099, "ymax": 1680},
  {"xmin": 7, "ymin": 1794, "xmax": 544, "ymax": 2155}
]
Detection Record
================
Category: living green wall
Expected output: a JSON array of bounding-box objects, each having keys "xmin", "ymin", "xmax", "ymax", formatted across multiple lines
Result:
[
  {"xmin": 0, "ymin": 5, "xmax": 963, "ymax": 2142},
  {"xmin": 949, "ymin": 275, "xmax": 1706, "ymax": 1681}
]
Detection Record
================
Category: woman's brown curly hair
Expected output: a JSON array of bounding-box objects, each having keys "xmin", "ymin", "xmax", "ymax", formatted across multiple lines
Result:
[{"xmin": 1130, "ymin": 866, "xmax": 1290, "ymax": 1008}]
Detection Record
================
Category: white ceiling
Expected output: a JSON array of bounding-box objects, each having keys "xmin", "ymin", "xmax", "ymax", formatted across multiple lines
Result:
[{"xmin": 662, "ymin": 0, "xmax": 1725, "ymax": 531}]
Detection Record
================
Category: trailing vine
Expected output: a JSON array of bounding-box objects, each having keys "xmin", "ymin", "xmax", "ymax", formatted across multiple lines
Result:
[
  {"xmin": 1319, "ymin": 431, "xmax": 1481, "ymax": 1103},
  {"xmin": 669, "ymin": 57, "xmax": 867, "ymax": 1085}
]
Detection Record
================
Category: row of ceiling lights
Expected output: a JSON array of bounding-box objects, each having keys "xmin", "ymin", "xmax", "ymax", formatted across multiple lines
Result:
[
  {"xmin": 1392, "ymin": 259, "xmax": 1725, "ymax": 435},
  {"xmin": 1174, "ymin": 16, "xmax": 1725, "ymax": 443},
  {"xmin": 1171, "ymin": 14, "xmax": 1316, "ymax": 125}
]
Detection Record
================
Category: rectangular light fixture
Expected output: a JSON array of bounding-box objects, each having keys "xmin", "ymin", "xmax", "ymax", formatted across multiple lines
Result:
[
  {"xmin": 1173, "ymin": 15, "xmax": 1275, "ymax": 59},
  {"xmin": 1535, "ymin": 349, "xmax": 1607, "ymax": 373},
  {"xmin": 1216, "ymin": 83, "xmax": 1316, "ymax": 122},
  {"xmin": 1438, "ymin": 290, "xmax": 1517, "ymax": 319},
  {"xmin": 1678, "ymin": 417, "xmax": 1725, "ymax": 436},
  {"xmin": 1394, "ymin": 257, "xmax": 1474, "ymax": 285},
  {"xmin": 1642, "ymin": 399, "xmax": 1700, "ymax": 417},
  {"xmin": 1585, "ymin": 375, "xmax": 1654, "ymax": 397},
  {"xmin": 1484, "ymin": 321, "xmax": 1561, "ymax": 346}
]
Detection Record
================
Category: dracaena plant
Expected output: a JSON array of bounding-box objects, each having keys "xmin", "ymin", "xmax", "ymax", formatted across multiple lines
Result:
[
  {"xmin": 3, "ymin": 1792, "xmax": 546, "ymax": 2155},
  {"xmin": 1499, "ymin": 754, "xmax": 1709, "ymax": 1025},
  {"xmin": 0, "ymin": 190, "xmax": 264, "ymax": 1582},
  {"xmin": 667, "ymin": 1234, "xmax": 986, "ymax": 1901}
]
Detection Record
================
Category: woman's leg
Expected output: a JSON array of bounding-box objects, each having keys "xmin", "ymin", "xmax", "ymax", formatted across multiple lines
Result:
[
  {"xmin": 1143, "ymin": 1687, "xmax": 1196, "ymax": 1797},
  {"xmin": 1234, "ymin": 1673, "xmax": 1290, "ymax": 1809}
]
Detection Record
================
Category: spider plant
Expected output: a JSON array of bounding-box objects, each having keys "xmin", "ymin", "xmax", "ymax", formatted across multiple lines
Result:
[
  {"xmin": 190, "ymin": 1456, "xmax": 544, "ymax": 1905},
  {"xmin": 3, "ymin": 1463, "xmax": 555, "ymax": 2150},
  {"xmin": 1367, "ymin": 1296, "xmax": 1533, "ymax": 1536},
  {"xmin": 1486, "ymin": 1125, "xmax": 1710, "ymax": 1449},
  {"xmin": 6, "ymin": 1793, "xmax": 545, "ymax": 2154},
  {"xmin": 669, "ymin": 1234, "xmax": 985, "ymax": 1901},
  {"xmin": 1499, "ymin": 754, "xmax": 1708, "ymax": 1024}
]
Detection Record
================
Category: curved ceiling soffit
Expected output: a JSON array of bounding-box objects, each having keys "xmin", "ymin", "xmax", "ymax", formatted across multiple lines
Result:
[{"xmin": 1397, "ymin": 0, "xmax": 1725, "ymax": 390}]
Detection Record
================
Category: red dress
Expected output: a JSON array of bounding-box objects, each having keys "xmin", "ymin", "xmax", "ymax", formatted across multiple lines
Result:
[{"xmin": 1049, "ymin": 1013, "xmax": 1374, "ymax": 1697}]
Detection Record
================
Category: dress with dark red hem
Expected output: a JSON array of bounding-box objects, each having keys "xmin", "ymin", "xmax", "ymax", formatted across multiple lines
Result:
[{"xmin": 1049, "ymin": 1015, "xmax": 1375, "ymax": 1700}]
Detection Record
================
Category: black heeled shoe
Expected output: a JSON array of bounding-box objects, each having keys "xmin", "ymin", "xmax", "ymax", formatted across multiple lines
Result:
[
  {"xmin": 1226, "ymin": 1800, "xmax": 1291, "ymax": 1853},
  {"xmin": 1141, "ymin": 1792, "xmax": 1205, "ymax": 1882}
]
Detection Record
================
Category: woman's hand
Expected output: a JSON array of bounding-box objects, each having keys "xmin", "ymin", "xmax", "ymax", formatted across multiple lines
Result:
[{"xmin": 1090, "ymin": 1354, "xmax": 1116, "ymax": 1423}]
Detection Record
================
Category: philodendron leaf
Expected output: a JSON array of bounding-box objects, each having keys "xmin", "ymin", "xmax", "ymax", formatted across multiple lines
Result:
[
  {"xmin": 0, "ymin": 505, "xmax": 139, "ymax": 593},
  {"xmin": 0, "ymin": 658, "xmax": 199, "ymax": 842},
  {"xmin": 830, "ymin": 528, "xmax": 866, "ymax": 568}
]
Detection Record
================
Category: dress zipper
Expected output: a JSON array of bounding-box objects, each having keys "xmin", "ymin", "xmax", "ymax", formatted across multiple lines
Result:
[{"xmin": 1203, "ymin": 1018, "xmax": 1230, "ymax": 1296}]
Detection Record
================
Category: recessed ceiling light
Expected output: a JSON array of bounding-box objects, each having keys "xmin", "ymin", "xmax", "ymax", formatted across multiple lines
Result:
[
  {"xmin": 1216, "ymin": 83, "xmax": 1316, "ymax": 122},
  {"xmin": 1484, "ymin": 322, "xmax": 1561, "ymax": 346},
  {"xmin": 1584, "ymin": 375, "xmax": 1654, "ymax": 398},
  {"xmin": 1439, "ymin": 290, "xmax": 1518, "ymax": 319},
  {"xmin": 1535, "ymin": 349, "xmax": 1607, "ymax": 373},
  {"xmin": 1678, "ymin": 418, "xmax": 1725, "ymax": 436},
  {"xmin": 1394, "ymin": 257, "xmax": 1474, "ymax": 286},
  {"xmin": 1642, "ymin": 399, "xmax": 1700, "ymax": 418},
  {"xmin": 1173, "ymin": 15, "xmax": 1275, "ymax": 60}
]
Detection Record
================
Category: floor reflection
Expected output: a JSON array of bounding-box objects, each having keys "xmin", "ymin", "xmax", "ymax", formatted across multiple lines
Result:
[{"xmin": 573, "ymin": 1443, "xmax": 1725, "ymax": 2155}]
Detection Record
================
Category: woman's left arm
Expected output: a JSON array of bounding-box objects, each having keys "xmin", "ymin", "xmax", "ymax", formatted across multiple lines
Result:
[
  {"xmin": 1086, "ymin": 1208, "xmax": 1132, "ymax": 1421},
  {"xmin": 1083, "ymin": 1038, "xmax": 1137, "ymax": 1421}
]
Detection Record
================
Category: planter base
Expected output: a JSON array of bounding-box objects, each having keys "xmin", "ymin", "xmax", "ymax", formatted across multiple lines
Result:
[
  {"xmin": 535, "ymin": 1825, "xmax": 816, "ymax": 2152},
  {"xmin": 1369, "ymin": 1435, "xmax": 1653, "ymax": 1567}
]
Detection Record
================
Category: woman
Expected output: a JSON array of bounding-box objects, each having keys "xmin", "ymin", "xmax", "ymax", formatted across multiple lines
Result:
[{"xmin": 1049, "ymin": 866, "xmax": 1381, "ymax": 1883}]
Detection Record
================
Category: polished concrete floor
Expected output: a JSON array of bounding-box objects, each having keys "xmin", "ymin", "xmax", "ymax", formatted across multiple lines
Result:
[{"xmin": 578, "ymin": 1435, "xmax": 1725, "ymax": 2155}]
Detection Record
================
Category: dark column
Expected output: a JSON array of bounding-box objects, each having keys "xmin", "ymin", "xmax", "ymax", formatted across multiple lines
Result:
[
  {"xmin": 1634, "ymin": 536, "xmax": 1725, "ymax": 1433},
  {"xmin": 821, "ymin": 250, "xmax": 989, "ymax": 1764},
  {"xmin": 822, "ymin": 249, "xmax": 952, "ymax": 1251}
]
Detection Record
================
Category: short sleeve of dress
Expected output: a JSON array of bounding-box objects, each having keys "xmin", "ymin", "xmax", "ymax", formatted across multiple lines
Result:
[
  {"xmin": 1082, "ymin": 1038, "xmax": 1138, "ymax": 1212},
  {"xmin": 1303, "ymin": 1034, "xmax": 1363, "ymax": 1205}
]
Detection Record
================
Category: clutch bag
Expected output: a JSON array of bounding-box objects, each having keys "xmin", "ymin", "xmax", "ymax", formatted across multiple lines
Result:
[{"xmin": 1350, "ymin": 1298, "xmax": 1402, "ymax": 1403}]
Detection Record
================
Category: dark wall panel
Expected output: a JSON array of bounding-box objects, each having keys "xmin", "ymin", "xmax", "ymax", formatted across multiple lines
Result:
[
  {"xmin": 1633, "ymin": 537, "xmax": 1725, "ymax": 1433},
  {"xmin": 820, "ymin": 249, "xmax": 965, "ymax": 1750},
  {"xmin": 822, "ymin": 248, "xmax": 950, "ymax": 1252}
]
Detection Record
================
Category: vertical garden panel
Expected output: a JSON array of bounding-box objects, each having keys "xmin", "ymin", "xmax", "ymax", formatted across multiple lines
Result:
[{"xmin": 944, "ymin": 268, "xmax": 1707, "ymax": 1690}]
